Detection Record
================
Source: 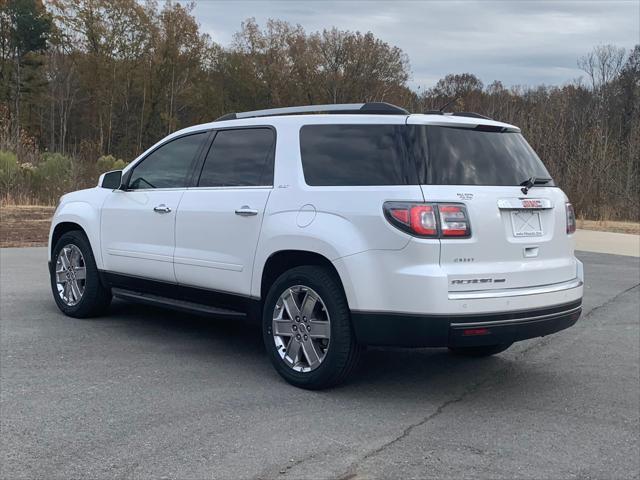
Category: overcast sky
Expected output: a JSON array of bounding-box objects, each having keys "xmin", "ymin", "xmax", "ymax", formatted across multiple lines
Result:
[{"xmin": 187, "ymin": 0, "xmax": 639, "ymax": 89}]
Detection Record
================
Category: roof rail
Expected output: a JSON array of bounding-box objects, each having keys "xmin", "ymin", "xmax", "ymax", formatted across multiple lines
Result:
[{"xmin": 215, "ymin": 102, "xmax": 409, "ymax": 121}]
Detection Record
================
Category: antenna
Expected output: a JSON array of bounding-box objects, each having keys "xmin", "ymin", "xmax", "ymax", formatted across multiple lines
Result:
[
  {"xmin": 438, "ymin": 97, "xmax": 459, "ymax": 112},
  {"xmin": 423, "ymin": 97, "xmax": 459, "ymax": 115}
]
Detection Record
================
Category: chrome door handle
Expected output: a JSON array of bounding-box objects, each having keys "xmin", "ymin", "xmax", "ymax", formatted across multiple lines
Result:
[
  {"xmin": 235, "ymin": 206, "xmax": 258, "ymax": 216},
  {"xmin": 153, "ymin": 204, "xmax": 171, "ymax": 214}
]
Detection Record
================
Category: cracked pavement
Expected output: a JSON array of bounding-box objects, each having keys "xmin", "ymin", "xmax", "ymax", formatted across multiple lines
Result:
[{"xmin": 1, "ymin": 248, "xmax": 639, "ymax": 479}]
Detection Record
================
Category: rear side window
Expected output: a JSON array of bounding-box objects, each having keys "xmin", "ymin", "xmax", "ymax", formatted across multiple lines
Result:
[
  {"xmin": 421, "ymin": 126, "xmax": 553, "ymax": 186},
  {"xmin": 198, "ymin": 128, "xmax": 275, "ymax": 187},
  {"xmin": 128, "ymin": 132, "xmax": 207, "ymax": 190},
  {"xmin": 300, "ymin": 125, "xmax": 417, "ymax": 186}
]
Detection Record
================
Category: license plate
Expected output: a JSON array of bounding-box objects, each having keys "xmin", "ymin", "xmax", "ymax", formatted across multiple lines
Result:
[{"xmin": 511, "ymin": 210, "xmax": 543, "ymax": 237}]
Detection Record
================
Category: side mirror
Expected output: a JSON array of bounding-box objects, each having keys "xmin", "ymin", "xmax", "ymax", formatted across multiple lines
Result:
[{"xmin": 99, "ymin": 170, "xmax": 123, "ymax": 189}]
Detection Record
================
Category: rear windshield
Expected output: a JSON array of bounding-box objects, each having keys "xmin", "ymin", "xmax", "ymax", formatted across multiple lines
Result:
[
  {"xmin": 422, "ymin": 126, "xmax": 553, "ymax": 186},
  {"xmin": 299, "ymin": 124, "xmax": 553, "ymax": 187}
]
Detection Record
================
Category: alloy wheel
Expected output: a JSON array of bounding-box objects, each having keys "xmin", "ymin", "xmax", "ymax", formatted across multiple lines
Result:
[
  {"xmin": 272, "ymin": 285, "xmax": 331, "ymax": 372},
  {"xmin": 55, "ymin": 244, "xmax": 87, "ymax": 306}
]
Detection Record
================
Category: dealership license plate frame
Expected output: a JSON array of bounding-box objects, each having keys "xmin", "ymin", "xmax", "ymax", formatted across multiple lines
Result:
[{"xmin": 511, "ymin": 210, "xmax": 544, "ymax": 237}]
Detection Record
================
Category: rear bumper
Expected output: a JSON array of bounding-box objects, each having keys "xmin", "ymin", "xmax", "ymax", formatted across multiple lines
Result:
[
  {"xmin": 351, "ymin": 299, "xmax": 582, "ymax": 347},
  {"xmin": 333, "ymin": 245, "xmax": 584, "ymax": 315}
]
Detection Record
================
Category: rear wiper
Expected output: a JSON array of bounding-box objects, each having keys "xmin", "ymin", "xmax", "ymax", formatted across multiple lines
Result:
[{"xmin": 520, "ymin": 176, "xmax": 551, "ymax": 195}]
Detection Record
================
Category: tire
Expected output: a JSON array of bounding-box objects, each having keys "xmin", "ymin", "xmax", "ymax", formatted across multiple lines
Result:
[
  {"xmin": 262, "ymin": 265, "xmax": 362, "ymax": 390},
  {"xmin": 50, "ymin": 230, "xmax": 112, "ymax": 318},
  {"xmin": 448, "ymin": 343, "xmax": 513, "ymax": 357}
]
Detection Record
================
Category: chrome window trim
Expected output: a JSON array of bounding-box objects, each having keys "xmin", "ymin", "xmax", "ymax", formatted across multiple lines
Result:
[
  {"xmin": 186, "ymin": 185, "xmax": 273, "ymax": 191},
  {"xmin": 120, "ymin": 187, "xmax": 188, "ymax": 192}
]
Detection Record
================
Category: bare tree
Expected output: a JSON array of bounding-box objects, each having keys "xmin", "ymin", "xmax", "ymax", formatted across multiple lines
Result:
[
  {"xmin": 578, "ymin": 44, "xmax": 626, "ymax": 90},
  {"xmin": 0, "ymin": 1, "xmax": 637, "ymax": 221}
]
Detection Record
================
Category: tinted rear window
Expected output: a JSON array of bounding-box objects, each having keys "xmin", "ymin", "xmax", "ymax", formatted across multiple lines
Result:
[
  {"xmin": 198, "ymin": 128, "xmax": 275, "ymax": 187},
  {"xmin": 300, "ymin": 125, "xmax": 417, "ymax": 186},
  {"xmin": 299, "ymin": 124, "xmax": 552, "ymax": 187},
  {"xmin": 422, "ymin": 126, "xmax": 552, "ymax": 186}
]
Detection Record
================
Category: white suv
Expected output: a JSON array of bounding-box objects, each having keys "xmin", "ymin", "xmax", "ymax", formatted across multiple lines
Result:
[{"xmin": 48, "ymin": 102, "xmax": 584, "ymax": 389}]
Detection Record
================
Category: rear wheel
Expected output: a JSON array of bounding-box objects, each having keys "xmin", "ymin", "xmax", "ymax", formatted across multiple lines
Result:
[
  {"xmin": 448, "ymin": 343, "xmax": 512, "ymax": 357},
  {"xmin": 50, "ymin": 230, "xmax": 111, "ymax": 318},
  {"xmin": 262, "ymin": 266, "xmax": 361, "ymax": 389}
]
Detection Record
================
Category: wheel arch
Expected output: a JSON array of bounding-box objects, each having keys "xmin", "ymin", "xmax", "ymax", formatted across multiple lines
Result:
[
  {"xmin": 49, "ymin": 201, "xmax": 102, "ymax": 268},
  {"xmin": 50, "ymin": 222, "xmax": 87, "ymax": 252},
  {"xmin": 258, "ymin": 250, "xmax": 347, "ymax": 304}
]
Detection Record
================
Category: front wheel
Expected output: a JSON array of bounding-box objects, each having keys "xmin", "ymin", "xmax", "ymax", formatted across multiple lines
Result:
[
  {"xmin": 448, "ymin": 343, "xmax": 513, "ymax": 357},
  {"xmin": 50, "ymin": 230, "xmax": 112, "ymax": 318},
  {"xmin": 262, "ymin": 266, "xmax": 362, "ymax": 389}
]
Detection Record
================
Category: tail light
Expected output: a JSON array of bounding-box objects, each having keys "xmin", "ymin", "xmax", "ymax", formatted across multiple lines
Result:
[
  {"xmin": 384, "ymin": 202, "xmax": 471, "ymax": 238},
  {"xmin": 565, "ymin": 202, "xmax": 576, "ymax": 234},
  {"xmin": 438, "ymin": 205, "xmax": 470, "ymax": 237}
]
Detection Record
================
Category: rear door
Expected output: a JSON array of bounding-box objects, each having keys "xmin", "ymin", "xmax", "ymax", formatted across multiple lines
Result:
[
  {"xmin": 174, "ymin": 127, "xmax": 275, "ymax": 296},
  {"xmin": 408, "ymin": 120, "xmax": 577, "ymax": 293}
]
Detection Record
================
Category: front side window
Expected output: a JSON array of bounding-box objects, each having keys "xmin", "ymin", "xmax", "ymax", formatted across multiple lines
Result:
[
  {"xmin": 128, "ymin": 132, "xmax": 207, "ymax": 190},
  {"xmin": 198, "ymin": 128, "xmax": 275, "ymax": 187},
  {"xmin": 299, "ymin": 124, "xmax": 417, "ymax": 186}
]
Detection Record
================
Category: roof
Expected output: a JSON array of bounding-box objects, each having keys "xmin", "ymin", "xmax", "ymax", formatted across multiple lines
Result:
[{"xmin": 169, "ymin": 103, "xmax": 520, "ymax": 137}]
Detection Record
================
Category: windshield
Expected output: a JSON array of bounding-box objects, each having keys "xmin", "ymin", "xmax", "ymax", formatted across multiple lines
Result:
[{"xmin": 420, "ymin": 126, "xmax": 553, "ymax": 186}]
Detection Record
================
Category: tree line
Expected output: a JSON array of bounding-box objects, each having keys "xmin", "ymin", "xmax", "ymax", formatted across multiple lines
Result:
[{"xmin": 0, "ymin": 0, "xmax": 638, "ymax": 220}]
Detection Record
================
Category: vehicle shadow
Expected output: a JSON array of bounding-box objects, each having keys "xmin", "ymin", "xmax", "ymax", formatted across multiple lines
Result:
[
  {"xmin": 105, "ymin": 298, "xmax": 266, "ymax": 355},
  {"xmin": 104, "ymin": 298, "xmax": 546, "ymax": 396}
]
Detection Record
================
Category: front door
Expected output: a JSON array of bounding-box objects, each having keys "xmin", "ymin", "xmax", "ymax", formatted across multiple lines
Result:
[
  {"xmin": 101, "ymin": 131, "xmax": 209, "ymax": 283},
  {"xmin": 174, "ymin": 127, "xmax": 276, "ymax": 296}
]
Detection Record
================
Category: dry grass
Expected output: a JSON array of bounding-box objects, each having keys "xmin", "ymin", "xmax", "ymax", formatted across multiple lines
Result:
[
  {"xmin": 576, "ymin": 219, "xmax": 640, "ymax": 235},
  {"xmin": 0, "ymin": 205, "xmax": 56, "ymax": 248},
  {"xmin": 0, "ymin": 205, "xmax": 638, "ymax": 249}
]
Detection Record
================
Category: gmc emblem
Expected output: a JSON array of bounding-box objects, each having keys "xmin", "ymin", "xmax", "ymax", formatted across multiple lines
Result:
[{"xmin": 522, "ymin": 199, "xmax": 543, "ymax": 208}]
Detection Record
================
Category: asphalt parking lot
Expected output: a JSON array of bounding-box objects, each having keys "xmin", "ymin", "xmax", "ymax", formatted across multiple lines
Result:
[{"xmin": 1, "ymin": 248, "xmax": 639, "ymax": 479}]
